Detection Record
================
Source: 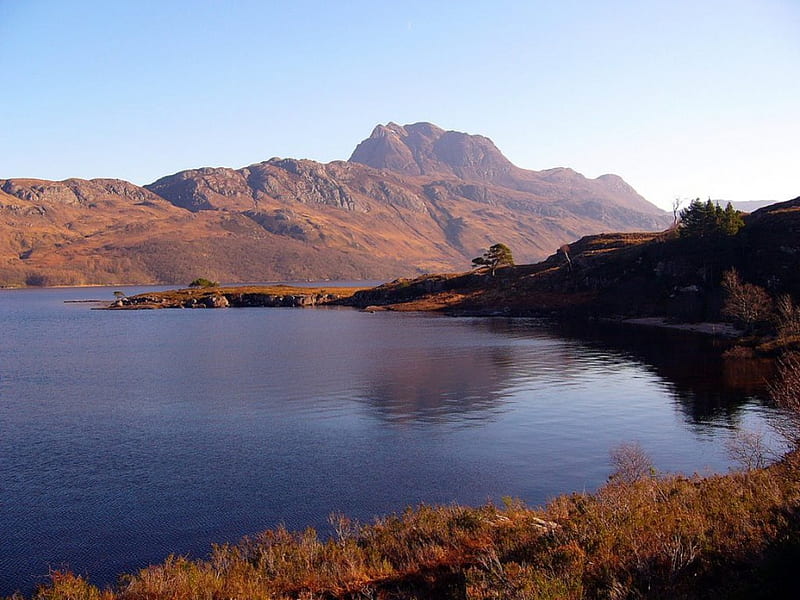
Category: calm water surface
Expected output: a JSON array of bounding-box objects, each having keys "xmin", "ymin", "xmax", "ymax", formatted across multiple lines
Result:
[{"xmin": 0, "ymin": 287, "xmax": 783, "ymax": 594}]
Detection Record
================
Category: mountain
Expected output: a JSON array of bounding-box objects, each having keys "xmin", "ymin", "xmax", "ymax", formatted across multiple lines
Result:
[
  {"xmin": 349, "ymin": 122, "xmax": 514, "ymax": 180},
  {"xmin": 0, "ymin": 122, "xmax": 670, "ymax": 287},
  {"xmin": 350, "ymin": 122, "xmax": 657, "ymax": 212}
]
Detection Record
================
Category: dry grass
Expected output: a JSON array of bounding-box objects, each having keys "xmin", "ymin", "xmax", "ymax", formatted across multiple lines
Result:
[{"xmin": 12, "ymin": 455, "xmax": 800, "ymax": 600}]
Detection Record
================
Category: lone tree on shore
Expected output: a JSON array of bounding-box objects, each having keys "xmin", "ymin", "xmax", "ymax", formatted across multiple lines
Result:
[{"xmin": 472, "ymin": 243, "xmax": 514, "ymax": 276}]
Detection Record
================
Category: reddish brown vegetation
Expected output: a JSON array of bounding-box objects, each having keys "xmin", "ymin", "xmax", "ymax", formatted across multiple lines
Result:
[{"xmin": 13, "ymin": 455, "xmax": 799, "ymax": 600}]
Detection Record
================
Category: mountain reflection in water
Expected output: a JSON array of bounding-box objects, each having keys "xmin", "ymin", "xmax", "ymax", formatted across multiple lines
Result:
[{"xmin": 354, "ymin": 316, "xmax": 775, "ymax": 429}]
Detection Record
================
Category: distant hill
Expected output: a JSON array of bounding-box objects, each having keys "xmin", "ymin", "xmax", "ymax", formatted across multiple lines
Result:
[
  {"xmin": 725, "ymin": 200, "xmax": 778, "ymax": 213},
  {"xmin": 0, "ymin": 122, "xmax": 669, "ymax": 287}
]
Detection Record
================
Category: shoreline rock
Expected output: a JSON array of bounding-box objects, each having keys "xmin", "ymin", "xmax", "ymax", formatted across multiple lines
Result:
[{"xmin": 103, "ymin": 285, "xmax": 368, "ymax": 310}]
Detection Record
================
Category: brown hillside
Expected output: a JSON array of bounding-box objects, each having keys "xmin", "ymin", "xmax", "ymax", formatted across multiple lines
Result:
[{"xmin": 0, "ymin": 123, "xmax": 670, "ymax": 287}]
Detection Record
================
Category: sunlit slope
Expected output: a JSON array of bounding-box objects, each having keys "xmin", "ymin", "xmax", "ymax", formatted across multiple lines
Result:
[{"xmin": 0, "ymin": 123, "xmax": 669, "ymax": 286}]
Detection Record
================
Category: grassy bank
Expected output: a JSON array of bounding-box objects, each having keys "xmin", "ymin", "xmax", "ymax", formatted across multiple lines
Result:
[{"xmin": 10, "ymin": 448, "xmax": 799, "ymax": 600}]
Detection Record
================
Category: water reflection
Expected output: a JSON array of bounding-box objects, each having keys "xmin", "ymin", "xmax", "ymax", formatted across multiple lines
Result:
[
  {"xmin": 493, "ymin": 318, "xmax": 775, "ymax": 426},
  {"xmin": 352, "ymin": 316, "xmax": 624, "ymax": 426},
  {"xmin": 356, "ymin": 346, "xmax": 515, "ymax": 425},
  {"xmin": 348, "ymin": 316, "xmax": 776, "ymax": 429}
]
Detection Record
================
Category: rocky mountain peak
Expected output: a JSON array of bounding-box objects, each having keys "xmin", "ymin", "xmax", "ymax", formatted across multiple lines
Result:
[
  {"xmin": 349, "ymin": 123, "xmax": 419, "ymax": 175},
  {"xmin": 349, "ymin": 121, "xmax": 512, "ymax": 180}
]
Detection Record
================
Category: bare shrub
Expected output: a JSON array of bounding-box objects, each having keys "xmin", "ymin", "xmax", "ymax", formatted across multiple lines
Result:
[
  {"xmin": 328, "ymin": 512, "xmax": 359, "ymax": 543},
  {"xmin": 769, "ymin": 352, "xmax": 800, "ymax": 448},
  {"xmin": 721, "ymin": 344, "xmax": 755, "ymax": 359},
  {"xmin": 609, "ymin": 442, "xmax": 655, "ymax": 484},
  {"xmin": 721, "ymin": 268, "xmax": 773, "ymax": 330},
  {"xmin": 774, "ymin": 294, "xmax": 800, "ymax": 338},
  {"xmin": 725, "ymin": 429, "xmax": 773, "ymax": 470}
]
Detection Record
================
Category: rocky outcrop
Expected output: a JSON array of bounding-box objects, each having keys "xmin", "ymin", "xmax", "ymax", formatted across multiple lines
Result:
[
  {"xmin": 348, "ymin": 122, "xmax": 514, "ymax": 181},
  {"xmin": 108, "ymin": 286, "xmax": 360, "ymax": 309}
]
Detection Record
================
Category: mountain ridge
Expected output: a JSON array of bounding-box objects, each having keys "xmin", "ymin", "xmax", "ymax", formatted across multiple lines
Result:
[
  {"xmin": 348, "ymin": 122, "xmax": 661, "ymax": 215},
  {"xmin": 1, "ymin": 122, "xmax": 670, "ymax": 287}
]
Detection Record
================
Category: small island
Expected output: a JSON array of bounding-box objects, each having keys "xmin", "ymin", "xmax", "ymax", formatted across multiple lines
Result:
[{"xmin": 106, "ymin": 284, "xmax": 369, "ymax": 309}]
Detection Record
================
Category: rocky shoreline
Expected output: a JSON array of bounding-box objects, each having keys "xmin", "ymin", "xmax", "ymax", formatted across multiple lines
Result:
[{"xmin": 104, "ymin": 285, "xmax": 368, "ymax": 310}]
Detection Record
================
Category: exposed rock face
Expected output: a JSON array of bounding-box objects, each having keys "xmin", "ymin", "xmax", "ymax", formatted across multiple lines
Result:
[
  {"xmin": 0, "ymin": 122, "xmax": 671, "ymax": 287},
  {"xmin": 146, "ymin": 160, "xmax": 360, "ymax": 213},
  {"xmin": 349, "ymin": 122, "xmax": 514, "ymax": 180},
  {"xmin": 143, "ymin": 168, "xmax": 248, "ymax": 212},
  {"xmin": 204, "ymin": 294, "xmax": 230, "ymax": 308}
]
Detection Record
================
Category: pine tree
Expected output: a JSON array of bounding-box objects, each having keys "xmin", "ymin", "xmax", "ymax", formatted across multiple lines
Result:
[
  {"xmin": 678, "ymin": 198, "xmax": 744, "ymax": 238},
  {"xmin": 472, "ymin": 243, "xmax": 514, "ymax": 276},
  {"xmin": 720, "ymin": 202, "xmax": 745, "ymax": 235}
]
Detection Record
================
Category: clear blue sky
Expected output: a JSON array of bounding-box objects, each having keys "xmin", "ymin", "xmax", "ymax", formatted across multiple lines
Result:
[{"xmin": 1, "ymin": 0, "xmax": 797, "ymax": 210}]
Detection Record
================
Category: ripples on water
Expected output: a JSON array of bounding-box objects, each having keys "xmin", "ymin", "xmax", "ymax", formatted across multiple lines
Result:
[{"xmin": 0, "ymin": 287, "xmax": 783, "ymax": 594}]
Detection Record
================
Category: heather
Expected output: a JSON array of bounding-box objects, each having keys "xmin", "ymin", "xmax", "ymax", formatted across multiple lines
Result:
[{"xmin": 12, "ymin": 441, "xmax": 799, "ymax": 599}]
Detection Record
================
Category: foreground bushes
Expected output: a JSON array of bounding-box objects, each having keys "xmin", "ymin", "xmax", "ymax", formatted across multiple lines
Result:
[{"xmin": 13, "ymin": 453, "xmax": 800, "ymax": 600}]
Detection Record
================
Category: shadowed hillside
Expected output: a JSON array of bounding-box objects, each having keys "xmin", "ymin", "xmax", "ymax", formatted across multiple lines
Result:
[{"xmin": 345, "ymin": 196, "xmax": 800, "ymax": 329}]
